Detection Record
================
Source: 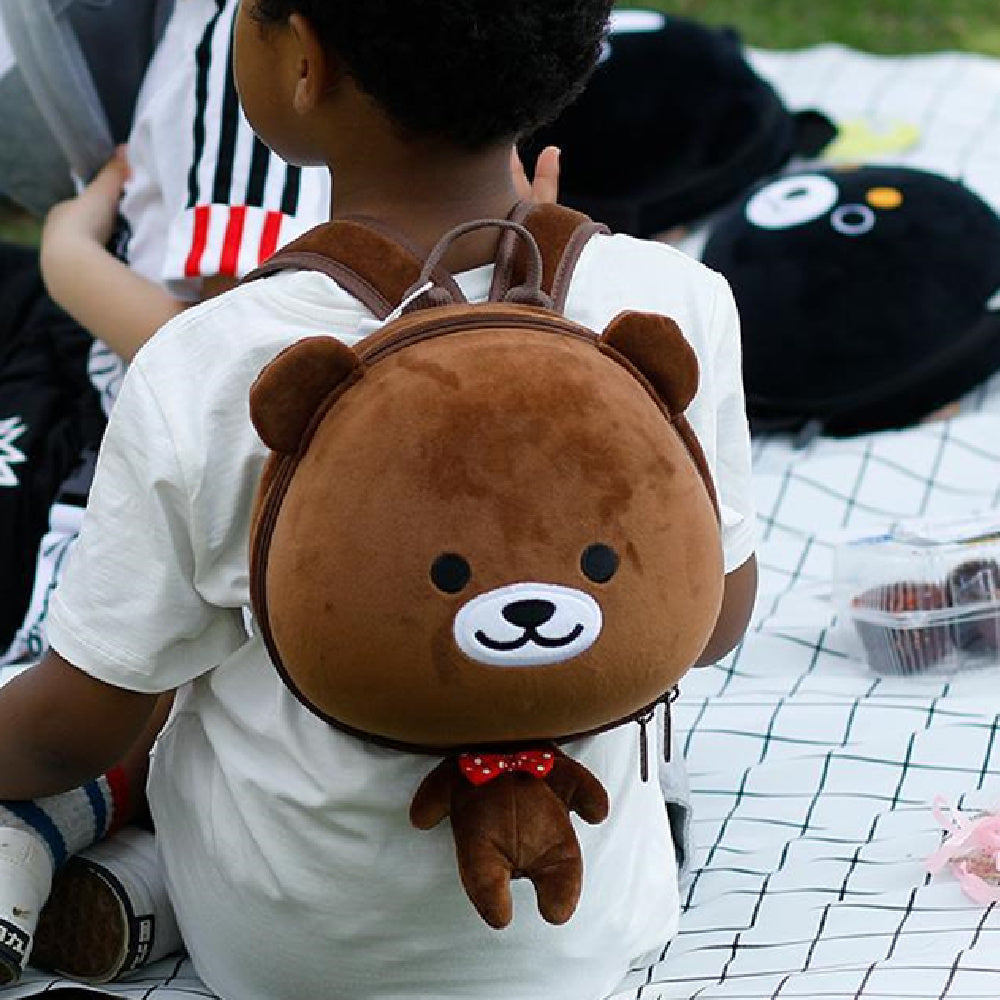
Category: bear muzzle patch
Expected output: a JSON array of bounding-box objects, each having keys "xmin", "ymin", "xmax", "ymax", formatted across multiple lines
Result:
[{"xmin": 452, "ymin": 582, "xmax": 603, "ymax": 667}]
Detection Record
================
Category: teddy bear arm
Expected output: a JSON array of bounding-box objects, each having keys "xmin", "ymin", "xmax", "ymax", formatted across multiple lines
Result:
[
  {"xmin": 409, "ymin": 759, "xmax": 457, "ymax": 829},
  {"xmin": 546, "ymin": 756, "xmax": 610, "ymax": 825}
]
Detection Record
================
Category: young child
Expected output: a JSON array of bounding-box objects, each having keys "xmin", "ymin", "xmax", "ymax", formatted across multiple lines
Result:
[
  {"xmin": 1, "ymin": 0, "xmax": 329, "ymax": 666},
  {"xmin": 0, "ymin": 1, "xmax": 758, "ymax": 997},
  {"xmin": 0, "ymin": 0, "xmax": 564, "ymax": 983}
]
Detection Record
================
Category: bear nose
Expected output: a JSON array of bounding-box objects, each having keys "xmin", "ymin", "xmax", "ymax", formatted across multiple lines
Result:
[{"xmin": 502, "ymin": 599, "xmax": 556, "ymax": 630}]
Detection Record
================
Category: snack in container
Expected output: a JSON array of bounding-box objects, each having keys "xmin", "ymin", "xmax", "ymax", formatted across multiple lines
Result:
[
  {"xmin": 835, "ymin": 514, "xmax": 1000, "ymax": 675},
  {"xmin": 946, "ymin": 558, "xmax": 1000, "ymax": 654},
  {"xmin": 849, "ymin": 580, "xmax": 952, "ymax": 675}
]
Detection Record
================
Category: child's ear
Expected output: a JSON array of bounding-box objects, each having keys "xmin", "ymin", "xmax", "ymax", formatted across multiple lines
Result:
[{"xmin": 287, "ymin": 12, "xmax": 340, "ymax": 114}]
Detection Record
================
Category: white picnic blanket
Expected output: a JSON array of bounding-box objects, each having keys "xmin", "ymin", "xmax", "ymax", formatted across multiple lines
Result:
[
  {"xmin": 610, "ymin": 44, "xmax": 1000, "ymax": 1000},
  {"xmin": 5, "ymin": 42, "xmax": 1000, "ymax": 1000},
  {"xmin": 613, "ymin": 401, "xmax": 1000, "ymax": 1000}
]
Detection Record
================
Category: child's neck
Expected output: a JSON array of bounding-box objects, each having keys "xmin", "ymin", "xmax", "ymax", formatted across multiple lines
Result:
[{"xmin": 328, "ymin": 142, "xmax": 521, "ymax": 274}]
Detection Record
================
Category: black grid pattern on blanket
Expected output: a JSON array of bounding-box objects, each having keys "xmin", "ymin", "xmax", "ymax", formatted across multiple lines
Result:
[
  {"xmin": 607, "ymin": 407, "xmax": 1000, "ymax": 1000},
  {"xmin": 5, "ymin": 43, "xmax": 1000, "ymax": 999}
]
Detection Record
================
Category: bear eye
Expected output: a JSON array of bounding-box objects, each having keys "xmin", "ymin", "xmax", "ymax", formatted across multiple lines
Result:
[
  {"xmin": 581, "ymin": 543, "xmax": 619, "ymax": 584},
  {"xmin": 430, "ymin": 553, "xmax": 472, "ymax": 594}
]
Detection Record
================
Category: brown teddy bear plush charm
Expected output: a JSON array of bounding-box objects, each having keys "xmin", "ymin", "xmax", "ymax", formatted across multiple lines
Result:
[{"xmin": 247, "ymin": 206, "xmax": 724, "ymax": 929}]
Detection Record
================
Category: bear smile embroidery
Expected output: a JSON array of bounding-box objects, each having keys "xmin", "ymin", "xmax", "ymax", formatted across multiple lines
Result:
[{"xmin": 475, "ymin": 618, "xmax": 585, "ymax": 652}]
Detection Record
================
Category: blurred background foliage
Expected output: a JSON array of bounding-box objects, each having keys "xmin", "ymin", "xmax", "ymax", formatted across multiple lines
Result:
[
  {"xmin": 648, "ymin": 0, "xmax": 1000, "ymax": 55},
  {"xmin": 3, "ymin": 1, "xmax": 1000, "ymax": 241}
]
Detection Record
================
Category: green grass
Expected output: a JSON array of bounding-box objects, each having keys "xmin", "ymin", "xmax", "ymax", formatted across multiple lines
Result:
[
  {"xmin": 0, "ymin": 201, "xmax": 40, "ymax": 246},
  {"xmin": 641, "ymin": 1, "xmax": 1000, "ymax": 56}
]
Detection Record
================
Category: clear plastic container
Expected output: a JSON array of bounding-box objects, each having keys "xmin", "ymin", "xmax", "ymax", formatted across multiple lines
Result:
[{"xmin": 834, "ymin": 514, "xmax": 1000, "ymax": 675}]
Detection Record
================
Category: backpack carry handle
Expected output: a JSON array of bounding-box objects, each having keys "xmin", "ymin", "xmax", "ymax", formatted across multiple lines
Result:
[
  {"xmin": 246, "ymin": 205, "xmax": 606, "ymax": 321},
  {"xmin": 403, "ymin": 219, "xmax": 554, "ymax": 314}
]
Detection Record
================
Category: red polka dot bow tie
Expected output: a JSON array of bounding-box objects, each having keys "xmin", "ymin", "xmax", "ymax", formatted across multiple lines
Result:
[{"xmin": 458, "ymin": 749, "xmax": 556, "ymax": 786}]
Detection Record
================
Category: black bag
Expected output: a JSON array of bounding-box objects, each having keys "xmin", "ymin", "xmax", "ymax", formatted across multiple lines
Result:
[
  {"xmin": 0, "ymin": 243, "xmax": 105, "ymax": 650},
  {"xmin": 701, "ymin": 165, "xmax": 1000, "ymax": 437},
  {"xmin": 519, "ymin": 10, "xmax": 834, "ymax": 238}
]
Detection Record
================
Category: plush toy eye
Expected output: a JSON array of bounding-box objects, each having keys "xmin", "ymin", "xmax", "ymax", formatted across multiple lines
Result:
[
  {"xmin": 830, "ymin": 203, "xmax": 876, "ymax": 236},
  {"xmin": 430, "ymin": 553, "xmax": 472, "ymax": 593},
  {"xmin": 580, "ymin": 544, "xmax": 619, "ymax": 584},
  {"xmin": 745, "ymin": 174, "xmax": 839, "ymax": 230}
]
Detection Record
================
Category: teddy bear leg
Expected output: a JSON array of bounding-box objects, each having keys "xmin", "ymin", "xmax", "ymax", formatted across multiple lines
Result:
[
  {"xmin": 529, "ymin": 849, "xmax": 584, "ymax": 925},
  {"xmin": 455, "ymin": 839, "xmax": 515, "ymax": 930}
]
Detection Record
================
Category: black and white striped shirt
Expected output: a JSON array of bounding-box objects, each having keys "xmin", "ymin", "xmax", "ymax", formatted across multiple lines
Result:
[{"xmin": 119, "ymin": 0, "xmax": 329, "ymax": 299}]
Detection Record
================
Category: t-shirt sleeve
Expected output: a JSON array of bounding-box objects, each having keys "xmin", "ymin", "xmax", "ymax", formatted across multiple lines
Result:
[
  {"xmin": 707, "ymin": 273, "xmax": 757, "ymax": 575},
  {"xmin": 162, "ymin": 144, "xmax": 322, "ymax": 294},
  {"xmin": 45, "ymin": 361, "xmax": 248, "ymax": 693},
  {"xmin": 134, "ymin": 0, "xmax": 326, "ymax": 297}
]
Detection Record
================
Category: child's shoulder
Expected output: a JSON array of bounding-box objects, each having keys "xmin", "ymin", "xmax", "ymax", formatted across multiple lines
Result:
[
  {"xmin": 144, "ymin": 271, "xmax": 373, "ymax": 362},
  {"xmin": 128, "ymin": 271, "xmax": 376, "ymax": 420},
  {"xmin": 582, "ymin": 230, "xmax": 728, "ymax": 290},
  {"xmin": 569, "ymin": 231, "xmax": 735, "ymax": 346}
]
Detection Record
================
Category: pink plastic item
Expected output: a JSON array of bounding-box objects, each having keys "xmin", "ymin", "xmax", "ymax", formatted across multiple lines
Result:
[{"xmin": 927, "ymin": 796, "xmax": 1000, "ymax": 904}]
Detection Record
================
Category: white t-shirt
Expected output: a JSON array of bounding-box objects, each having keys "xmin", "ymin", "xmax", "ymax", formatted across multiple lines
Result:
[{"xmin": 46, "ymin": 233, "xmax": 755, "ymax": 1000}]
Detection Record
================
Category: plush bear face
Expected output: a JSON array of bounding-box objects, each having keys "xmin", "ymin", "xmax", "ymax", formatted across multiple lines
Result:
[{"xmin": 250, "ymin": 306, "xmax": 723, "ymax": 749}]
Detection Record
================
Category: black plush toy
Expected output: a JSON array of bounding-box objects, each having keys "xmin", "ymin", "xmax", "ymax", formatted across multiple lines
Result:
[
  {"xmin": 519, "ymin": 10, "xmax": 834, "ymax": 237},
  {"xmin": 701, "ymin": 165, "xmax": 1000, "ymax": 437}
]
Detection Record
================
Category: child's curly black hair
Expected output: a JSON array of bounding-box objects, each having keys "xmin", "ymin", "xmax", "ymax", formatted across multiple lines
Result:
[{"xmin": 247, "ymin": 0, "xmax": 612, "ymax": 149}]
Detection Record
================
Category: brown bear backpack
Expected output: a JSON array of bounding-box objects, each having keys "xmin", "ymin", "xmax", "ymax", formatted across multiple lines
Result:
[{"xmin": 244, "ymin": 202, "xmax": 725, "ymax": 930}]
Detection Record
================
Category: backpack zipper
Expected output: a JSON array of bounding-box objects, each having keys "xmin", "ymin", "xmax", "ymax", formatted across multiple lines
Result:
[
  {"xmin": 359, "ymin": 305, "xmax": 596, "ymax": 367},
  {"xmin": 636, "ymin": 708, "xmax": 655, "ymax": 782},
  {"xmin": 635, "ymin": 684, "xmax": 680, "ymax": 783}
]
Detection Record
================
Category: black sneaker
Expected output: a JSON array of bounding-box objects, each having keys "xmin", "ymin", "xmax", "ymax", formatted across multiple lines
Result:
[{"xmin": 31, "ymin": 826, "xmax": 182, "ymax": 983}]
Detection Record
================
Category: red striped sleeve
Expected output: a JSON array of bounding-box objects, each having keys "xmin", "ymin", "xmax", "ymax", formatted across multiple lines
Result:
[
  {"xmin": 219, "ymin": 205, "xmax": 248, "ymax": 277},
  {"xmin": 258, "ymin": 210, "xmax": 284, "ymax": 263},
  {"xmin": 184, "ymin": 204, "xmax": 212, "ymax": 279}
]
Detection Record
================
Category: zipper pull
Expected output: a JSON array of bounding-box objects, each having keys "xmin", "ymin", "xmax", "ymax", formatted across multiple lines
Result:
[
  {"xmin": 636, "ymin": 709, "xmax": 654, "ymax": 782},
  {"xmin": 664, "ymin": 685, "xmax": 680, "ymax": 765}
]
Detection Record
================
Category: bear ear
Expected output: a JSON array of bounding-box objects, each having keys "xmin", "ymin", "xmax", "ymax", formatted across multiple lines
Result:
[
  {"xmin": 250, "ymin": 336, "xmax": 361, "ymax": 454},
  {"xmin": 599, "ymin": 311, "xmax": 699, "ymax": 416}
]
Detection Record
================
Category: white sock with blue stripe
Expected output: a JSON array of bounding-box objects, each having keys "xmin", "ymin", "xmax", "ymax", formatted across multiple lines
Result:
[
  {"xmin": 0, "ymin": 769, "xmax": 126, "ymax": 871},
  {"xmin": 0, "ymin": 769, "xmax": 128, "ymax": 983}
]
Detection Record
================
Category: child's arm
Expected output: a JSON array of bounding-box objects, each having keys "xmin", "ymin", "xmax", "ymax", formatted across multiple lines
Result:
[
  {"xmin": 690, "ymin": 271, "xmax": 760, "ymax": 666},
  {"xmin": 39, "ymin": 149, "xmax": 188, "ymax": 362},
  {"xmin": 0, "ymin": 650, "xmax": 158, "ymax": 800},
  {"xmin": 694, "ymin": 554, "xmax": 757, "ymax": 665}
]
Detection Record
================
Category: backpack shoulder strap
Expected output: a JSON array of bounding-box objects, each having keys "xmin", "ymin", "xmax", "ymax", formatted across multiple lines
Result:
[
  {"xmin": 243, "ymin": 217, "xmax": 465, "ymax": 321},
  {"xmin": 490, "ymin": 202, "xmax": 609, "ymax": 313}
]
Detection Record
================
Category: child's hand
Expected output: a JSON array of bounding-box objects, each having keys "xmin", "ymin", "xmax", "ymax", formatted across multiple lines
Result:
[
  {"xmin": 511, "ymin": 145, "xmax": 560, "ymax": 205},
  {"xmin": 39, "ymin": 146, "xmax": 187, "ymax": 360},
  {"xmin": 42, "ymin": 146, "xmax": 131, "ymax": 250}
]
